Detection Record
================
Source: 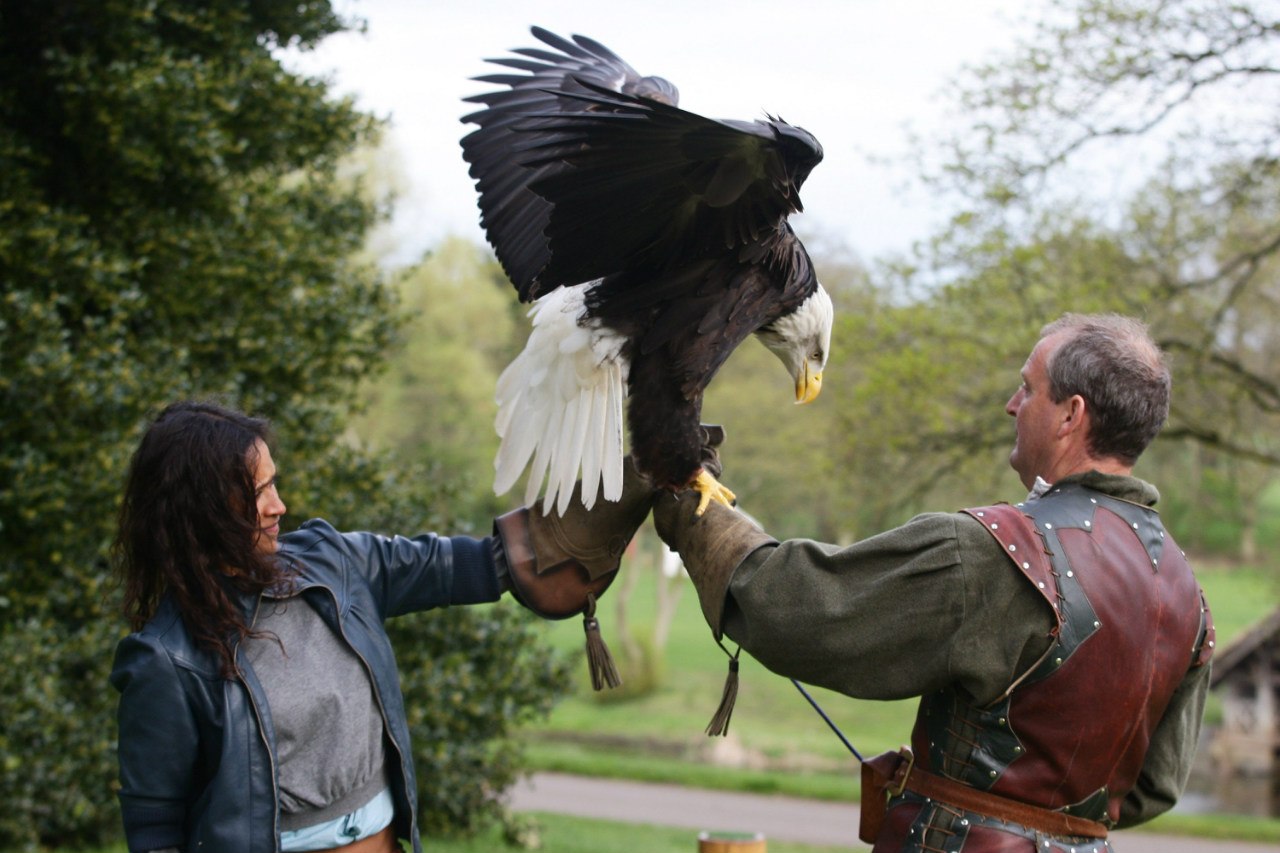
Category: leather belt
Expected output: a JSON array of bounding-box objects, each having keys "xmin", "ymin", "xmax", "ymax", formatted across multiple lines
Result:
[{"xmin": 881, "ymin": 748, "xmax": 1109, "ymax": 840}]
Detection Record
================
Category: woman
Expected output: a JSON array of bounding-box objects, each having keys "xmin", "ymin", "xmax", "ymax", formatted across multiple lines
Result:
[{"xmin": 110, "ymin": 401, "xmax": 650, "ymax": 853}]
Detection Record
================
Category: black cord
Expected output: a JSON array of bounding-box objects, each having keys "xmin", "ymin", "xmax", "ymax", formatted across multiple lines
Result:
[{"xmin": 791, "ymin": 679, "xmax": 864, "ymax": 762}]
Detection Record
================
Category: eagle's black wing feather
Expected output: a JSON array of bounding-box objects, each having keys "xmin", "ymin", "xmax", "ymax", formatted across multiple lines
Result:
[{"xmin": 461, "ymin": 28, "xmax": 678, "ymax": 300}]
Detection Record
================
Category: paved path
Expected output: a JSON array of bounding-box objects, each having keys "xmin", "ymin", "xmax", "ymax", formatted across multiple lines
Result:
[{"xmin": 511, "ymin": 772, "xmax": 1275, "ymax": 852}]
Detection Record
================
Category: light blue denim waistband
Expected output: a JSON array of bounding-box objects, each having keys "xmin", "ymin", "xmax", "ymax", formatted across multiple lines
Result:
[{"xmin": 279, "ymin": 787, "xmax": 394, "ymax": 852}]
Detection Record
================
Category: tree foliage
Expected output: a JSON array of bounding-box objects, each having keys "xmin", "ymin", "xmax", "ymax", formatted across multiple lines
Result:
[
  {"xmin": 934, "ymin": 0, "xmax": 1280, "ymax": 449},
  {"xmin": 937, "ymin": 0, "xmax": 1280, "ymax": 198},
  {"xmin": 0, "ymin": 3, "xmax": 564, "ymax": 848},
  {"xmin": 0, "ymin": 0, "xmax": 388, "ymax": 620},
  {"xmin": 856, "ymin": 0, "xmax": 1280, "ymax": 522},
  {"xmin": 350, "ymin": 237, "xmax": 524, "ymax": 520}
]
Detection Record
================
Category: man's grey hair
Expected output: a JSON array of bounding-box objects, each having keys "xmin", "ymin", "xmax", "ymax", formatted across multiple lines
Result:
[{"xmin": 1040, "ymin": 313, "xmax": 1171, "ymax": 464}]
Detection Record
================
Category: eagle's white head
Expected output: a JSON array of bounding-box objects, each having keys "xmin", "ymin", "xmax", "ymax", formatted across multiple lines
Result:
[{"xmin": 755, "ymin": 283, "xmax": 833, "ymax": 404}]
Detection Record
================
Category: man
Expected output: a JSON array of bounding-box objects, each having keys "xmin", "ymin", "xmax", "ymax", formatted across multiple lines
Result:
[{"xmin": 654, "ymin": 314, "xmax": 1214, "ymax": 853}]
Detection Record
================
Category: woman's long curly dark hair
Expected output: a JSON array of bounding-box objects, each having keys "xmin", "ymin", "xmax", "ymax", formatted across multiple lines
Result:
[{"xmin": 114, "ymin": 401, "xmax": 291, "ymax": 676}]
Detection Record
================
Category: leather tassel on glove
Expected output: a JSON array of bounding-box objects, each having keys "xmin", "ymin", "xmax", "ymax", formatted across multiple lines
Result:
[
  {"xmin": 583, "ymin": 592, "xmax": 621, "ymax": 690},
  {"xmin": 705, "ymin": 640, "xmax": 741, "ymax": 736}
]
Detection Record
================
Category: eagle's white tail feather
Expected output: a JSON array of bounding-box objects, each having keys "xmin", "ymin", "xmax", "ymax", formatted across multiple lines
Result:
[
  {"xmin": 523, "ymin": 397, "xmax": 560, "ymax": 507},
  {"xmin": 553, "ymin": 386, "xmax": 590, "ymax": 514},
  {"xmin": 578, "ymin": 373, "xmax": 607, "ymax": 505},
  {"xmin": 493, "ymin": 283, "xmax": 629, "ymax": 514},
  {"xmin": 601, "ymin": 361, "xmax": 625, "ymax": 502},
  {"xmin": 493, "ymin": 370, "xmax": 538, "ymax": 495},
  {"xmin": 492, "ymin": 368, "xmax": 525, "ymax": 444}
]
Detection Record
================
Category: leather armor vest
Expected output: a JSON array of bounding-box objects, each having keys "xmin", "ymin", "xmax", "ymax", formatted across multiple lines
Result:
[{"xmin": 876, "ymin": 482, "xmax": 1214, "ymax": 853}]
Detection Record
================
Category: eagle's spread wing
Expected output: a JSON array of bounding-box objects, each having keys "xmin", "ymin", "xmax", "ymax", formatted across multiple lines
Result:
[
  {"xmin": 461, "ymin": 27, "xmax": 678, "ymax": 300},
  {"xmin": 461, "ymin": 30, "xmax": 821, "ymax": 303}
]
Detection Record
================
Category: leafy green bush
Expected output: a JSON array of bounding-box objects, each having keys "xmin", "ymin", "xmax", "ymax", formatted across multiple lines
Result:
[{"xmin": 0, "ymin": 617, "xmax": 122, "ymax": 850}]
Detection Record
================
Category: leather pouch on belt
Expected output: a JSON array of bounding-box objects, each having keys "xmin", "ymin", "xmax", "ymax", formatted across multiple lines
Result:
[{"xmin": 859, "ymin": 749, "xmax": 911, "ymax": 844}]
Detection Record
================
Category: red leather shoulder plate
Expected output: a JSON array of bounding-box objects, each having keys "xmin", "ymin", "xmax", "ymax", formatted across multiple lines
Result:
[{"xmin": 962, "ymin": 504, "xmax": 1062, "ymax": 629}]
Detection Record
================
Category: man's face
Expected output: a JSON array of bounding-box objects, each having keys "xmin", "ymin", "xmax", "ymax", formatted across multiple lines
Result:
[
  {"xmin": 1005, "ymin": 332, "xmax": 1070, "ymax": 489},
  {"xmin": 249, "ymin": 439, "xmax": 287, "ymax": 554}
]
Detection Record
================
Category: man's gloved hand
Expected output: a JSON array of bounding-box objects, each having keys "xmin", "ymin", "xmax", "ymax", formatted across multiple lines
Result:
[
  {"xmin": 653, "ymin": 427, "xmax": 775, "ymax": 638},
  {"xmin": 494, "ymin": 455, "xmax": 654, "ymax": 619}
]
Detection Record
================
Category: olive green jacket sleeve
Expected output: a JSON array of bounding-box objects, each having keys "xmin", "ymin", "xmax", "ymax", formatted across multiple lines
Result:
[
  {"xmin": 710, "ymin": 511, "xmax": 1056, "ymax": 705},
  {"xmin": 1116, "ymin": 661, "xmax": 1211, "ymax": 827}
]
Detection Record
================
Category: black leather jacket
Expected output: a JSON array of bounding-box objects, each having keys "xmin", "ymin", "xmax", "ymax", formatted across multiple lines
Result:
[{"xmin": 110, "ymin": 519, "xmax": 501, "ymax": 853}]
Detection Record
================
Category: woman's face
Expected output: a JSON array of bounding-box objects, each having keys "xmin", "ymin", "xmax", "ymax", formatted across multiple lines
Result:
[{"xmin": 249, "ymin": 439, "xmax": 287, "ymax": 554}]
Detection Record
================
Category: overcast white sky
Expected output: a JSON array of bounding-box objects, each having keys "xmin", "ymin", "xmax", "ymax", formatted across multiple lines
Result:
[{"xmin": 288, "ymin": 0, "xmax": 1031, "ymax": 266}]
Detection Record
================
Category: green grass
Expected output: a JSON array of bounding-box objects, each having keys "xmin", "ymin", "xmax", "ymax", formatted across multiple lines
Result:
[
  {"xmin": 1193, "ymin": 560, "xmax": 1278, "ymax": 642},
  {"xmin": 1144, "ymin": 811, "xmax": 1280, "ymax": 844},
  {"xmin": 524, "ymin": 738, "xmax": 857, "ymax": 801}
]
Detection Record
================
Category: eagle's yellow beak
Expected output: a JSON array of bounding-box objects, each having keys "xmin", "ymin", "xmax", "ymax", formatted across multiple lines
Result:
[{"xmin": 794, "ymin": 363, "xmax": 823, "ymax": 405}]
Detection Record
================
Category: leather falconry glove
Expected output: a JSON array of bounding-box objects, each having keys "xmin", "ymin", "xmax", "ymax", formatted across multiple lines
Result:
[
  {"xmin": 652, "ymin": 425, "xmax": 776, "ymax": 735},
  {"xmin": 494, "ymin": 455, "xmax": 654, "ymax": 689},
  {"xmin": 653, "ymin": 487, "xmax": 775, "ymax": 640}
]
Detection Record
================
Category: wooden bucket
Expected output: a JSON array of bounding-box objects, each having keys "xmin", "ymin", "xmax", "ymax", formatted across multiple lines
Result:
[{"xmin": 697, "ymin": 830, "xmax": 766, "ymax": 853}]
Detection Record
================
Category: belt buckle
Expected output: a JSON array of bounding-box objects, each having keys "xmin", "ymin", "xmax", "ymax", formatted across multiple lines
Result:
[{"xmin": 886, "ymin": 747, "xmax": 915, "ymax": 799}]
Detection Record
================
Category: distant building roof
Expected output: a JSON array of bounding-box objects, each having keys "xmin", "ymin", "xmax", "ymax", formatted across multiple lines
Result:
[{"xmin": 1210, "ymin": 606, "xmax": 1280, "ymax": 689}]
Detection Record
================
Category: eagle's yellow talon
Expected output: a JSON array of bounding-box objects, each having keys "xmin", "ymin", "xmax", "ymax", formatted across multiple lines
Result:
[{"xmin": 692, "ymin": 470, "xmax": 736, "ymax": 516}]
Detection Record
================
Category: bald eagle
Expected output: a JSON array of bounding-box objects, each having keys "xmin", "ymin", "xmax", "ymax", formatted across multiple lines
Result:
[{"xmin": 461, "ymin": 26, "xmax": 832, "ymax": 515}]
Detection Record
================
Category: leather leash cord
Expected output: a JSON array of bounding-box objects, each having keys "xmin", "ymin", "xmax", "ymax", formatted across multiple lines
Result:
[{"xmin": 791, "ymin": 679, "xmax": 864, "ymax": 762}]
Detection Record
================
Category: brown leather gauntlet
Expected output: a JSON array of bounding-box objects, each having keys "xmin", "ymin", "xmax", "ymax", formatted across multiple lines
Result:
[
  {"xmin": 493, "ymin": 457, "xmax": 654, "ymax": 689},
  {"xmin": 652, "ymin": 491, "xmax": 776, "ymax": 639},
  {"xmin": 493, "ymin": 508, "xmax": 619, "ymax": 619},
  {"xmin": 493, "ymin": 456, "xmax": 653, "ymax": 618}
]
